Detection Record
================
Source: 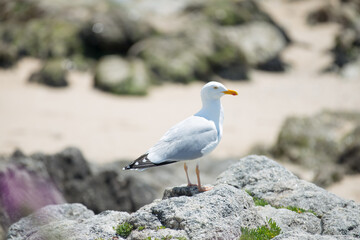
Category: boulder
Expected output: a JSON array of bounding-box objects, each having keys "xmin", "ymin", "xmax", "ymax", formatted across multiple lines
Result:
[
  {"xmin": 94, "ymin": 55, "xmax": 150, "ymax": 95},
  {"xmin": 272, "ymin": 111, "xmax": 360, "ymax": 186},
  {"xmin": 7, "ymin": 203, "xmax": 130, "ymax": 240},
  {"xmin": 29, "ymin": 59, "xmax": 68, "ymax": 87},
  {"xmin": 0, "ymin": 147, "xmax": 157, "ymax": 239},
  {"xmin": 220, "ymin": 21, "xmax": 287, "ymax": 67},
  {"xmin": 216, "ymin": 155, "xmax": 359, "ymax": 217},
  {"xmin": 257, "ymin": 205, "xmax": 321, "ymax": 234}
]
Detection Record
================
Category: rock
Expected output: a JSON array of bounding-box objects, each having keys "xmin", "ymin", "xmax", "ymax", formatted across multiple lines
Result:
[
  {"xmin": 220, "ymin": 21, "xmax": 287, "ymax": 67},
  {"xmin": 94, "ymin": 55, "xmax": 150, "ymax": 95},
  {"xmin": 31, "ymin": 147, "xmax": 157, "ymax": 213},
  {"xmin": 6, "ymin": 155, "xmax": 360, "ymax": 239},
  {"xmin": 216, "ymin": 155, "xmax": 358, "ymax": 217},
  {"xmin": 322, "ymin": 207, "xmax": 360, "ymax": 237},
  {"xmin": 0, "ymin": 147, "xmax": 159, "ymax": 239},
  {"xmin": 307, "ymin": 0, "xmax": 360, "ymax": 77},
  {"xmin": 273, "ymin": 231, "xmax": 358, "ymax": 240},
  {"xmin": 338, "ymin": 125, "xmax": 360, "ymax": 173},
  {"xmin": 7, "ymin": 203, "xmax": 130, "ymax": 240},
  {"xmin": 0, "ymin": 152, "xmax": 65, "ymax": 239},
  {"xmin": 272, "ymin": 111, "xmax": 360, "ymax": 186},
  {"xmin": 0, "ymin": 42, "xmax": 17, "ymax": 68},
  {"xmin": 131, "ymin": 28, "xmax": 214, "ymax": 83},
  {"xmin": 341, "ymin": 57, "xmax": 360, "ymax": 79},
  {"xmin": 129, "ymin": 184, "xmax": 265, "ymax": 240},
  {"xmin": 80, "ymin": 7, "xmax": 154, "ymax": 57},
  {"xmin": 257, "ymin": 205, "xmax": 321, "ymax": 234},
  {"xmin": 29, "ymin": 59, "xmax": 68, "ymax": 87}
]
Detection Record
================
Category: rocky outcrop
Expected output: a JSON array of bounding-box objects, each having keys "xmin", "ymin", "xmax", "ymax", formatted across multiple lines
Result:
[
  {"xmin": 6, "ymin": 155, "xmax": 360, "ymax": 240},
  {"xmin": 0, "ymin": 148, "xmax": 155, "ymax": 239},
  {"xmin": 7, "ymin": 203, "xmax": 130, "ymax": 240},
  {"xmin": 270, "ymin": 111, "xmax": 360, "ymax": 187},
  {"xmin": 0, "ymin": 147, "xmax": 237, "ymax": 240}
]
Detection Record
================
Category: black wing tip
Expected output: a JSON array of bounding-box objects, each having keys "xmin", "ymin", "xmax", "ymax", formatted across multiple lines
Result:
[
  {"xmin": 123, "ymin": 153, "xmax": 154, "ymax": 170},
  {"xmin": 123, "ymin": 153, "xmax": 177, "ymax": 170}
]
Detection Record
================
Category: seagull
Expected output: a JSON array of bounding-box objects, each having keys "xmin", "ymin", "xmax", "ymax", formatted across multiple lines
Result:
[{"xmin": 123, "ymin": 81, "xmax": 238, "ymax": 191}]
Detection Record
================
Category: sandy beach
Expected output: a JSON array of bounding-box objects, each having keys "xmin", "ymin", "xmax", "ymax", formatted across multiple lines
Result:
[{"xmin": 1, "ymin": 0, "xmax": 360, "ymax": 201}]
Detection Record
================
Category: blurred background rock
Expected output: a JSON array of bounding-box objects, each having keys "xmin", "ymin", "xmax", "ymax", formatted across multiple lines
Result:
[{"xmin": 0, "ymin": 0, "xmax": 360, "ymax": 239}]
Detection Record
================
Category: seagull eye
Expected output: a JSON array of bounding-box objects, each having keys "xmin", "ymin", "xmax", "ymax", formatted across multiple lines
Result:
[{"xmin": 213, "ymin": 86, "xmax": 218, "ymax": 89}]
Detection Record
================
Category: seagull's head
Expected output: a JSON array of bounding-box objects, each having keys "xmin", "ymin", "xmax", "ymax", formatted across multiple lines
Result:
[{"xmin": 201, "ymin": 81, "xmax": 238, "ymax": 100}]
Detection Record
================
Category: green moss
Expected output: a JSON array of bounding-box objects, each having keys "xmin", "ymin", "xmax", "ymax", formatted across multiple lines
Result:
[
  {"xmin": 240, "ymin": 218, "xmax": 281, "ymax": 240},
  {"xmin": 114, "ymin": 222, "xmax": 134, "ymax": 238},
  {"xmin": 156, "ymin": 226, "xmax": 166, "ymax": 231},
  {"xmin": 245, "ymin": 190, "xmax": 318, "ymax": 216},
  {"xmin": 138, "ymin": 226, "xmax": 146, "ymax": 231},
  {"xmin": 278, "ymin": 206, "xmax": 318, "ymax": 217}
]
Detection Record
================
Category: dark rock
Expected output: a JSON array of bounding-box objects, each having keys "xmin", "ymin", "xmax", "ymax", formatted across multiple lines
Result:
[
  {"xmin": 0, "ymin": 154, "xmax": 65, "ymax": 239},
  {"xmin": 94, "ymin": 55, "xmax": 150, "ymax": 95},
  {"xmin": 29, "ymin": 59, "xmax": 68, "ymax": 87},
  {"xmin": 0, "ymin": 147, "xmax": 158, "ymax": 239},
  {"xmin": 307, "ymin": 0, "xmax": 360, "ymax": 78},
  {"xmin": 80, "ymin": 7, "xmax": 154, "ymax": 58}
]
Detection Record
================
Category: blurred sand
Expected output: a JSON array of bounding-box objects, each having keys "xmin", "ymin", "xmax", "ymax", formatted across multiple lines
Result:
[{"xmin": 0, "ymin": 0, "xmax": 360, "ymax": 201}]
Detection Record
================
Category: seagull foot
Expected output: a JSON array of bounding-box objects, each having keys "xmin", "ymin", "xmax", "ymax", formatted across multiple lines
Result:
[{"xmin": 197, "ymin": 185, "xmax": 213, "ymax": 192}]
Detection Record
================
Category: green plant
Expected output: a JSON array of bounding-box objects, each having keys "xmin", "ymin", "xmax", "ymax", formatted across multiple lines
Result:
[
  {"xmin": 138, "ymin": 226, "xmax": 146, "ymax": 231},
  {"xmin": 245, "ymin": 190, "xmax": 318, "ymax": 217},
  {"xmin": 278, "ymin": 205, "xmax": 318, "ymax": 216},
  {"xmin": 156, "ymin": 226, "xmax": 166, "ymax": 231},
  {"xmin": 114, "ymin": 222, "xmax": 134, "ymax": 238},
  {"xmin": 240, "ymin": 218, "xmax": 281, "ymax": 240}
]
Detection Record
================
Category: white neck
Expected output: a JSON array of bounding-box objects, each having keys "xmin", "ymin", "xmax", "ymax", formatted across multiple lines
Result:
[{"xmin": 195, "ymin": 97, "xmax": 224, "ymax": 139}]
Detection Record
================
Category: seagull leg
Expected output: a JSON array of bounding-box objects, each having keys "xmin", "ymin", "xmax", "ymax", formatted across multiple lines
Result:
[
  {"xmin": 184, "ymin": 163, "xmax": 196, "ymax": 186},
  {"xmin": 196, "ymin": 164, "xmax": 213, "ymax": 192}
]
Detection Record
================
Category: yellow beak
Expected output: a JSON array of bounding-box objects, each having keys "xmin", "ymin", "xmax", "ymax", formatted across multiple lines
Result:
[{"xmin": 223, "ymin": 89, "xmax": 238, "ymax": 96}]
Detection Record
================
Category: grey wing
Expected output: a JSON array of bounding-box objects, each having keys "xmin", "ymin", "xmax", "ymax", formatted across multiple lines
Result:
[{"xmin": 147, "ymin": 116, "xmax": 218, "ymax": 164}]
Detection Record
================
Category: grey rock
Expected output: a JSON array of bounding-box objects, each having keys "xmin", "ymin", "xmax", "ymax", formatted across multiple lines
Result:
[
  {"xmin": 257, "ymin": 205, "xmax": 321, "ymax": 234},
  {"xmin": 94, "ymin": 55, "xmax": 150, "ymax": 95},
  {"xmin": 273, "ymin": 231, "xmax": 358, "ymax": 240},
  {"xmin": 221, "ymin": 21, "xmax": 287, "ymax": 66},
  {"xmin": 129, "ymin": 184, "xmax": 265, "ymax": 240},
  {"xmin": 322, "ymin": 207, "xmax": 360, "ymax": 237},
  {"xmin": 6, "ymin": 155, "xmax": 360, "ymax": 240},
  {"xmin": 216, "ymin": 155, "xmax": 358, "ymax": 216},
  {"xmin": 7, "ymin": 203, "xmax": 130, "ymax": 240},
  {"xmin": 129, "ymin": 228, "xmax": 187, "ymax": 240}
]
